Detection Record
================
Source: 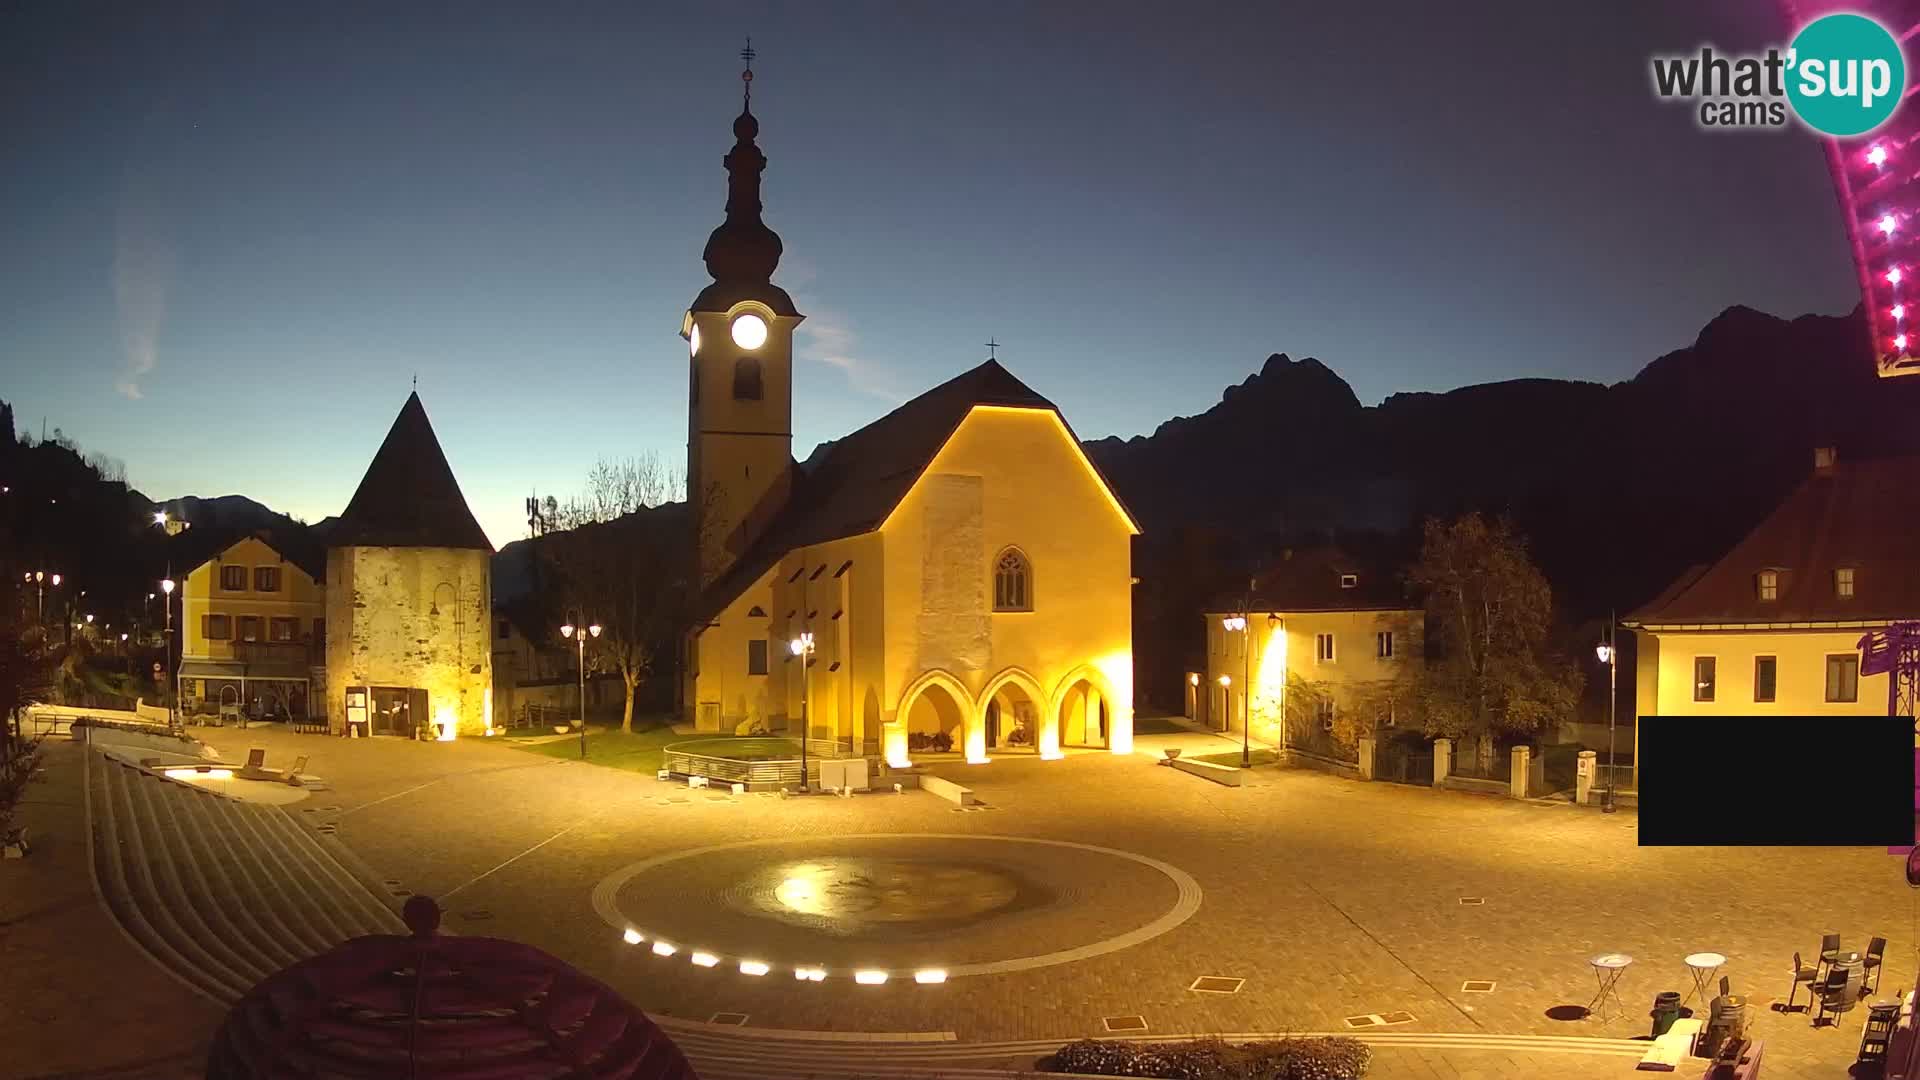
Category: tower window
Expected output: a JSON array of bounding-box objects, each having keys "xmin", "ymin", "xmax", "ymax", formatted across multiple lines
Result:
[
  {"xmin": 1836, "ymin": 567, "xmax": 1855, "ymax": 598},
  {"xmin": 733, "ymin": 357, "xmax": 763, "ymax": 400},
  {"xmin": 993, "ymin": 548, "xmax": 1032, "ymax": 612},
  {"xmin": 691, "ymin": 361, "xmax": 699, "ymax": 405},
  {"xmin": 1756, "ymin": 570, "xmax": 1779, "ymax": 601}
]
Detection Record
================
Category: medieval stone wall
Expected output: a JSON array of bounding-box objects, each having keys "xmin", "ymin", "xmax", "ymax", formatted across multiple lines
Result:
[{"xmin": 324, "ymin": 545, "xmax": 493, "ymax": 737}]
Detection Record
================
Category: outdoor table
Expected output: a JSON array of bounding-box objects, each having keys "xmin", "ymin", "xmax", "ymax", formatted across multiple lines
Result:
[
  {"xmin": 1683, "ymin": 952, "xmax": 1726, "ymax": 1008},
  {"xmin": 1588, "ymin": 953, "xmax": 1633, "ymax": 1023}
]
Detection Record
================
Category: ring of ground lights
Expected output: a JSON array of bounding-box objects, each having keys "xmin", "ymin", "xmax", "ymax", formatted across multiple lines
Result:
[{"xmin": 590, "ymin": 834, "xmax": 1203, "ymax": 984}]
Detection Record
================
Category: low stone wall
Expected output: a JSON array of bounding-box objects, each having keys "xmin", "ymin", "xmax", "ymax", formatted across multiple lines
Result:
[
  {"xmin": 1439, "ymin": 775, "xmax": 1508, "ymax": 797},
  {"xmin": 1282, "ymin": 747, "xmax": 1360, "ymax": 780},
  {"xmin": 1171, "ymin": 758, "xmax": 1244, "ymax": 787}
]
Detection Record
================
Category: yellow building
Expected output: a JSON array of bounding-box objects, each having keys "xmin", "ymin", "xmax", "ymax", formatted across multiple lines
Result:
[
  {"xmin": 680, "ymin": 82, "xmax": 1139, "ymax": 766},
  {"xmin": 1624, "ymin": 447, "xmax": 1915, "ymax": 788},
  {"xmin": 1197, "ymin": 548, "xmax": 1422, "ymax": 757},
  {"xmin": 323, "ymin": 393, "xmax": 494, "ymax": 740},
  {"xmin": 174, "ymin": 530, "xmax": 326, "ymax": 719}
]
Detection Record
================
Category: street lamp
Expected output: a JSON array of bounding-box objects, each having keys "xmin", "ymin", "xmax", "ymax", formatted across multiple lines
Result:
[
  {"xmin": 561, "ymin": 621, "xmax": 601, "ymax": 759},
  {"xmin": 790, "ymin": 631, "xmax": 815, "ymax": 792},
  {"xmin": 161, "ymin": 578, "xmax": 175, "ymax": 730},
  {"xmin": 1222, "ymin": 613, "xmax": 1251, "ymax": 767},
  {"xmin": 1595, "ymin": 617, "xmax": 1618, "ymax": 814}
]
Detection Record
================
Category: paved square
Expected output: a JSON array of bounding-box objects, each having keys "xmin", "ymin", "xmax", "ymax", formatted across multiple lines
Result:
[{"xmin": 200, "ymin": 725, "xmax": 1915, "ymax": 1079}]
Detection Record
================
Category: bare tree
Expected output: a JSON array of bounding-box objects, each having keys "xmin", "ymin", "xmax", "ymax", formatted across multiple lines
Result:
[{"xmin": 545, "ymin": 455, "xmax": 694, "ymax": 733}]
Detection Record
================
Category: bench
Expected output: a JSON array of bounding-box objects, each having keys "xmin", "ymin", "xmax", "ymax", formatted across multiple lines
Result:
[
  {"xmin": 921, "ymin": 775, "xmax": 976, "ymax": 806},
  {"xmin": 1636, "ymin": 1017, "xmax": 1703, "ymax": 1071},
  {"xmin": 1171, "ymin": 758, "xmax": 1245, "ymax": 787}
]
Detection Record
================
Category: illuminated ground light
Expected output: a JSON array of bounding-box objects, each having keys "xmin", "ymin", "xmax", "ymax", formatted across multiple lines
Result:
[
  {"xmin": 1890, "ymin": 267, "xmax": 1904, "ymax": 285},
  {"xmin": 690, "ymin": 952, "xmax": 719, "ymax": 968},
  {"xmin": 854, "ymin": 970, "xmax": 889, "ymax": 985},
  {"xmin": 165, "ymin": 767, "xmax": 234, "ymax": 780},
  {"xmin": 622, "ymin": 928, "xmax": 643, "ymax": 945},
  {"xmin": 651, "ymin": 941, "xmax": 677, "ymax": 957},
  {"xmin": 1897, "ymin": 304, "xmax": 1907, "ymax": 320},
  {"xmin": 1883, "ymin": 215, "xmax": 1899, "ymax": 236},
  {"xmin": 914, "ymin": 969, "xmax": 948, "ymax": 984},
  {"xmin": 1870, "ymin": 144, "xmax": 1889, "ymax": 166},
  {"xmin": 739, "ymin": 960, "xmax": 770, "ymax": 976},
  {"xmin": 794, "ymin": 967, "xmax": 827, "ymax": 982}
]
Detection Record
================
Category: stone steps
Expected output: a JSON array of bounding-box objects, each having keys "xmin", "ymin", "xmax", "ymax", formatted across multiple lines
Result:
[{"xmin": 86, "ymin": 750, "xmax": 404, "ymax": 1005}]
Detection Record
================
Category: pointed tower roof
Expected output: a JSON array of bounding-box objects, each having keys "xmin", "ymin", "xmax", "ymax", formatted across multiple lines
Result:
[
  {"xmin": 330, "ymin": 393, "xmax": 493, "ymax": 552},
  {"xmin": 692, "ymin": 44, "xmax": 798, "ymax": 316}
]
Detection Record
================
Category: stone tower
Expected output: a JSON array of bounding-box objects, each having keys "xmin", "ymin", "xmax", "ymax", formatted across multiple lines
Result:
[
  {"xmin": 324, "ymin": 393, "xmax": 494, "ymax": 738},
  {"xmin": 683, "ymin": 58, "xmax": 804, "ymax": 589}
]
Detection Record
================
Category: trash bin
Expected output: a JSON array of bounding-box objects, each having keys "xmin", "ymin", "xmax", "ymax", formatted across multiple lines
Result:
[{"xmin": 1650, "ymin": 991, "xmax": 1683, "ymax": 1037}]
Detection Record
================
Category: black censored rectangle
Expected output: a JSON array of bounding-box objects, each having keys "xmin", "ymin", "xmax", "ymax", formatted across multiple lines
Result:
[{"xmin": 1637, "ymin": 716, "xmax": 1912, "ymax": 846}]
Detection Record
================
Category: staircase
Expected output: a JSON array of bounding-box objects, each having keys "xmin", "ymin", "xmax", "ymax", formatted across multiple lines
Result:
[{"xmin": 85, "ymin": 750, "xmax": 405, "ymax": 1004}]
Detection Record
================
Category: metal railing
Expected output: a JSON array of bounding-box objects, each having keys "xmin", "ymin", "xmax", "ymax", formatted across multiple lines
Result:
[{"xmin": 664, "ymin": 749, "xmax": 820, "ymax": 787}]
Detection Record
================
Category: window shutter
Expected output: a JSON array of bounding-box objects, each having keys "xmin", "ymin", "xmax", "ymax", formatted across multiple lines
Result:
[{"xmin": 201, "ymin": 614, "xmax": 210, "ymax": 638}]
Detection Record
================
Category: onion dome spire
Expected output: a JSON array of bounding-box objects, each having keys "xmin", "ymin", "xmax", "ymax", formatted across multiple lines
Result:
[{"xmin": 702, "ymin": 38, "xmax": 783, "ymax": 288}]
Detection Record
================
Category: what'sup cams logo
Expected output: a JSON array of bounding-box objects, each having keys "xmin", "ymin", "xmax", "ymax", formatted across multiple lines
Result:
[{"xmin": 1652, "ymin": 13, "xmax": 1906, "ymax": 135}]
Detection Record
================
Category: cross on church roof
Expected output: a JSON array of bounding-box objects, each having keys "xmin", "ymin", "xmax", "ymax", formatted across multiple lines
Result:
[
  {"xmin": 740, "ymin": 36, "xmax": 755, "ymax": 109},
  {"xmin": 985, "ymin": 338, "xmax": 999, "ymax": 361}
]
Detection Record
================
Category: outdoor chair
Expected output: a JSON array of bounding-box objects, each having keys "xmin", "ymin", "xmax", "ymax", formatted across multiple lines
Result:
[
  {"xmin": 1814, "ymin": 968, "xmax": 1855, "ymax": 1026},
  {"xmin": 1784, "ymin": 952, "xmax": 1819, "ymax": 1012},
  {"xmin": 1863, "ymin": 937, "xmax": 1887, "ymax": 995},
  {"xmin": 1816, "ymin": 932, "xmax": 1841, "ymax": 980},
  {"xmin": 286, "ymin": 755, "xmax": 309, "ymax": 786},
  {"xmin": 1720, "ymin": 975, "xmax": 1731, "ymax": 999}
]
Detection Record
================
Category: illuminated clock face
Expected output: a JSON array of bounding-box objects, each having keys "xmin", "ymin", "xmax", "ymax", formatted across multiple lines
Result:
[
  {"xmin": 730, "ymin": 313, "xmax": 768, "ymax": 350},
  {"xmin": 689, "ymin": 323, "xmax": 702, "ymax": 357}
]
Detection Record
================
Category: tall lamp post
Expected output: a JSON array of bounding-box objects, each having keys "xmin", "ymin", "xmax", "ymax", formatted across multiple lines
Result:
[
  {"xmin": 561, "ymin": 621, "xmax": 601, "ymax": 760},
  {"xmin": 791, "ymin": 631, "xmax": 815, "ymax": 792},
  {"xmin": 1223, "ymin": 613, "xmax": 1250, "ymax": 767},
  {"xmin": 1595, "ymin": 615, "xmax": 1618, "ymax": 814},
  {"xmin": 160, "ymin": 577, "xmax": 175, "ymax": 730}
]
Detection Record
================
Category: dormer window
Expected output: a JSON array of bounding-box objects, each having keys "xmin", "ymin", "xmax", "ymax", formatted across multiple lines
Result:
[
  {"xmin": 1339, "ymin": 574, "xmax": 1358, "ymax": 589},
  {"xmin": 1835, "ymin": 567, "xmax": 1856, "ymax": 599},
  {"xmin": 1756, "ymin": 570, "xmax": 1779, "ymax": 602}
]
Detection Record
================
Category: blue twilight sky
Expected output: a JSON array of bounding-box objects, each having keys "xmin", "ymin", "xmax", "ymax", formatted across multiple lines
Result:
[{"xmin": 0, "ymin": 2, "xmax": 1861, "ymax": 550}]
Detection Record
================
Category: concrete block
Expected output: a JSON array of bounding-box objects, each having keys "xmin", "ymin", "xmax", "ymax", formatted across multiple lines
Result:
[
  {"xmin": 1357, "ymin": 736, "xmax": 1376, "ymax": 781},
  {"xmin": 1432, "ymin": 738, "xmax": 1452, "ymax": 787},
  {"xmin": 921, "ymin": 775, "xmax": 976, "ymax": 806},
  {"xmin": 1170, "ymin": 758, "xmax": 1245, "ymax": 787},
  {"xmin": 1509, "ymin": 745, "xmax": 1531, "ymax": 799}
]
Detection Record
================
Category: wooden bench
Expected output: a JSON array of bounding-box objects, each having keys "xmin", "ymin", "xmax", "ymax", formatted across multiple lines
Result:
[
  {"xmin": 921, "ymin": 775, "xmax": 976, "ymax": 806},
  {"xmin": 1171, "ymin": 757, "xmax": 1245, "ymax": 787}
]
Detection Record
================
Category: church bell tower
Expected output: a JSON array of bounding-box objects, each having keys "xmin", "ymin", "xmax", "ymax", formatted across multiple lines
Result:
[{"xmin": 684, "ymin": 42, "xmax": 803, "ymax": 589}]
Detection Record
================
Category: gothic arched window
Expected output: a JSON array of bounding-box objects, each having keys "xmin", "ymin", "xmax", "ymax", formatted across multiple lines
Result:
[
  {"xmin": 993, "ymin": 548, "xmax": 1032, "ymax": 612},
  {"xmin": 733, "ymin": 357, "xmax": 763, "ymax": 400}
]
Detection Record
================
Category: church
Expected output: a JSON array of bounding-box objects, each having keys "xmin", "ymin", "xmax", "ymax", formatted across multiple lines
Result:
[{"xmin": 680, "ymin": 66, "xmax": 1138, "ymax": 767}]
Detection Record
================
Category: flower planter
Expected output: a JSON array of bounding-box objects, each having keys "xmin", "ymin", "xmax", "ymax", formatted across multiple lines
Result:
[{"xmin": 2, "ymin": 827, "xmax": 31, "ymax": 860}]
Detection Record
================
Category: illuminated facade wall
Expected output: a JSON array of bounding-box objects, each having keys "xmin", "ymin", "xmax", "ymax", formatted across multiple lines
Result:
[
  {"xmin": 180, "ymin": 536, "xmax": 324, "ymax": 666},
  {"xmin": 1631, "ymin": 625, "xmax": 1893, "ymax": 789},
  {"xmin": 689, "ymin": 406, "xmax": 1138, "ymax": 762},
  {"xmin": 1202, "ymin": 607, "xmax": 1422, "ymax": 746},
  {"xmin": 324, "ymin": 545, "xmax": 493, "ymax": 737}
]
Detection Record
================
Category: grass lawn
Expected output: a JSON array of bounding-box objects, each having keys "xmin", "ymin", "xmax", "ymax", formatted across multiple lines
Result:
[
  {"xmin": 513, "ymin": 725, "xmax": 684, "ymax": 773},
  {"xmin": 510, "ymin": 728, "xmax": 805, "ymax": 774},
  {"xmin": 1191, "ymin": 747, "xmax": 1280, "ymax": 767}
]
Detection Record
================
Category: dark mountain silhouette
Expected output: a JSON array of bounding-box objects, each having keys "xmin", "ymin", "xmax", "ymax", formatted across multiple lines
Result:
[{"xmin": 1093, "ymin": 304, "xmax": 1920, "ymax": 709}]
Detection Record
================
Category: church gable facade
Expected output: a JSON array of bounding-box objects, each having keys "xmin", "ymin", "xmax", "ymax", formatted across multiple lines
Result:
[{"xmin": 680, "ymin": 68, "xmax": 1137, "ymax": 766}]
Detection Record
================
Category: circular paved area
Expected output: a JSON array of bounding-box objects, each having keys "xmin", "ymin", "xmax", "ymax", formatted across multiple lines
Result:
[
  {"xmin": 204, "ymin": 726, "xmax": 1916, "ymax": 1080},
  {"xmin": 592, "ymin": 834, "xmax": 1201, "ymax": 976}
]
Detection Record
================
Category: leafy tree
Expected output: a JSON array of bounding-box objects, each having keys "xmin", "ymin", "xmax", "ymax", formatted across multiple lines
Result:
[
  {"xmin": 544, "ymin": 455, "xmax": 699, "ymax": 733},
  {"xmin": 1395, "ymin": 513, "xmax": 1582, "ymax": 740}
]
